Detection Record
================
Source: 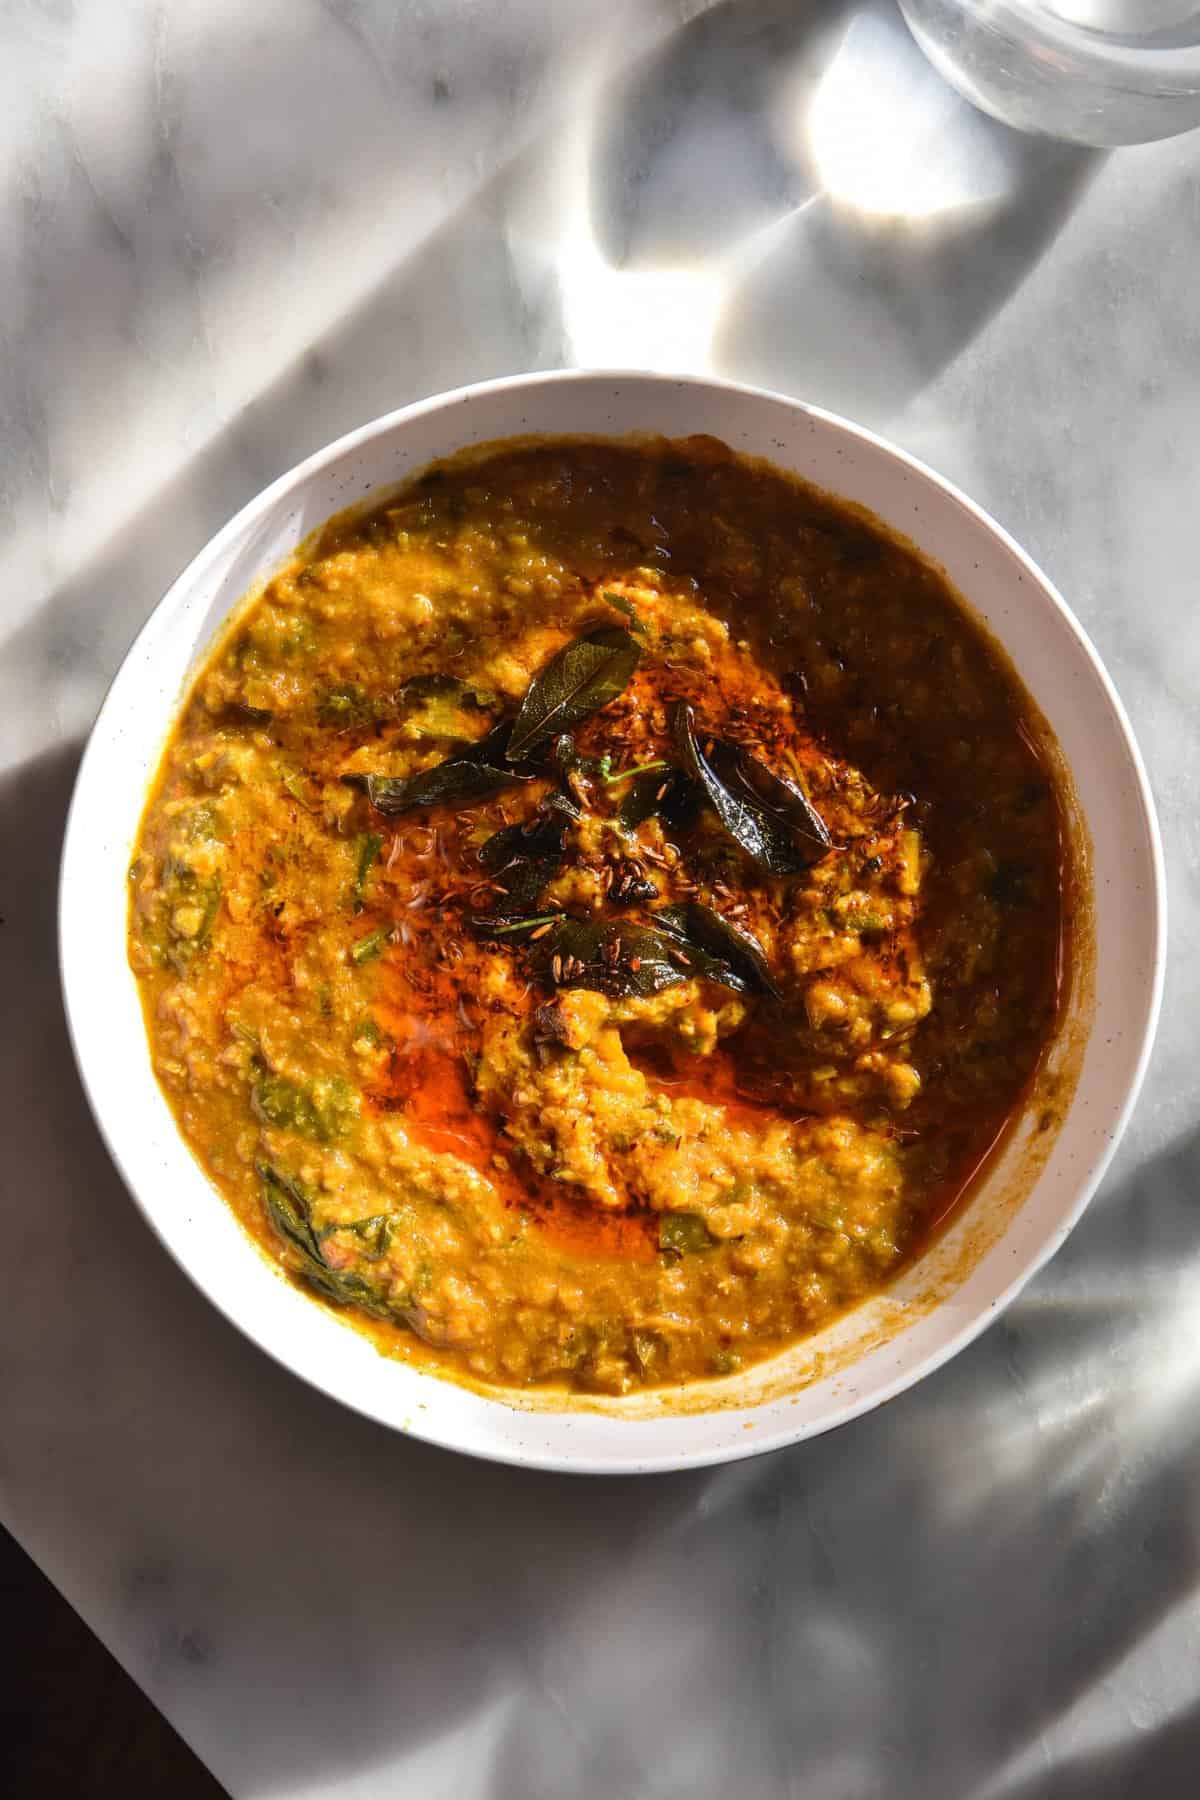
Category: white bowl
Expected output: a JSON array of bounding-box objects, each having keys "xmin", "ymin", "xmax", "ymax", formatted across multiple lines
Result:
[{"xmin": 59, "ymin": 372, "xmax": 1164, "ymax": 1474}]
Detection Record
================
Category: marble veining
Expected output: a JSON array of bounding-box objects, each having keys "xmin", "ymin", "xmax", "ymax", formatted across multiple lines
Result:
[{"xmin": 1, "ymin": 2, "xmax": 1198, "ymax": 1795}]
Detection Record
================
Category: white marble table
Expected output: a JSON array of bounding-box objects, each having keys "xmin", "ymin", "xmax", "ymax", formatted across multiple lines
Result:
[{"xmin": 3, "ymin": 2, "xmax": 1198, "ymax": 1794}]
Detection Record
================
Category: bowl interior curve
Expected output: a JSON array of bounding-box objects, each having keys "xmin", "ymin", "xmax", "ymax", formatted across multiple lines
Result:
[{"xmin": 59, "ymin": 372, "xmax": 1163, "ymax": 1473}]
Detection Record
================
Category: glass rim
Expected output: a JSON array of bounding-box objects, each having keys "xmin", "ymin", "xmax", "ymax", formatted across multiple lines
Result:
[{"xmin": 903, "ymin": 0, "xmax": 1200, "ymax": 76}]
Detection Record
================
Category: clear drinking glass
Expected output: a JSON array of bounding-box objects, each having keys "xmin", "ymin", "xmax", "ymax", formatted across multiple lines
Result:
[{"xmin": 898, "ymin": 0, "xmax": 1200, "ymax": 144}]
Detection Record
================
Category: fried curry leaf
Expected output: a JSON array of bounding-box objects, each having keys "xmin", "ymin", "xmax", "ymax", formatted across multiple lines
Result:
[
  {"xmin": 492, "ymin": 854, "xmax": 559, "ymax": 914},
  {"xmin": 653, "ymin": 901, "xmax": 780, "ymax": 998},
  {"xmin": 658, "ymin": 1210, "xmax": 716, "ymax": 1254},
  {"xmin": 709, "ymin": 741, "xmax": 833, "ymax": 864},
  {"xmin": 345, "ymin": 716, "xmax": 543, "ymax": 816},
  {"xmin": 478, "ymin": 810, "xmax": 570, "ymax": 873},
  {"xmin": 478, "ymin": 804, "xmax": 572, "ymax": 913},
  {"xmin": 986, "ymin": 859, "xmax": 1034, "ymax": 906},
  {"xmin": 670, "ymin": 701, "xmax": 832, "ymax": 875},
  {"xmin": 395, "ymin": 673, "xmax": 496, "ymax": 711},
  {"xmin": 535, "ymin": 918, "xmax": 690, "ymax": 998},
  {"xmin": 507, "ymin": 628, "xmax": 642, "ymax": 761},
  {"xmin": 343, "ymin": 756, "xmax": 529, "ymax": 816},
  {"xmin": 618, "ymin": 766, "xmax": 699, "ymax": 831},
  {"xmin": 394, "ymin": 673, "xmax": 501, "ymax": 741}
]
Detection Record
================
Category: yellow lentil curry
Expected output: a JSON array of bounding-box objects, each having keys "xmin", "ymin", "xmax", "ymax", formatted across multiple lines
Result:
[{"xmin": 129, "ymin": 436, "xmax": 1070, "ymax": 1396}]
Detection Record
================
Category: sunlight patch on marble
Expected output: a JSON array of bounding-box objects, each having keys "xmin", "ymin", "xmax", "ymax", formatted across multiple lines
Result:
[
  {"xmin": 801, "ymin": 12, "xmax": 1013, "ymax": 219},
  {"xmin": 553, "ymin": 118, "xmax": 725, "ymax": 372}
]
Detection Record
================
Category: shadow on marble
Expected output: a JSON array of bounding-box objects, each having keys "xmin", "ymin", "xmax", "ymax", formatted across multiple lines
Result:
[
  {"xmin": 998, "ymin": 1696, "xmax": 1200, "ymax": 1800},
  {"xmin": 591, "ymin": 0, "xmax": 1102, "ymax": 421}
]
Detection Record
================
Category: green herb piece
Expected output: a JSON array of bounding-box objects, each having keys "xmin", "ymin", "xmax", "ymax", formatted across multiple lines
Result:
[
  {"xmin": 279, "ymin": 767, "xmax": 315, "ymax": 810},
  {"xmin": 351, "ymin": 928, "xmax": 388, "ymax": 964},
  {"xmin": 327, "ymin": 1213, "xmax": 392, "ymax": 1259},
  {"xmin": 601, "ymin": 591, "xmax": 647, "ymax": 632},
  {"xmin": 318, "ymin": 684, "xmax": 375, "ymax": 730},
  {"xmin": 653, "ymin": 900, "xmax": 780, "ymax": 998},
  {"xmin": 845, "ymin": 910, "xmax": 887, "ymax": 935},
  {"xmin": 658, "ymin": 1211, "xmax": 716, "ymax": 1255},
  {"xmin": 352, "ymin": 1017, "xmax": 386, "ymax": 1048},
  {"xmin": 468, "ymin": 911, "xmax": 565, "ymax": 942},
  {"xmin": 350, "ymin": 832, "xmax": 384, "ymax": 913},
  {"xmin": 710, "ymin": 1348, "xmax": 741, "ymax": 1375},
  {"xmin": 506, "ymin": 627, "xmax": 642, "ymax": 761},
  {"xmin": 252, "ymin": 1073, "xmax": 331, "ymax": 1141},
  {"xmin": 671, "ymin": 701, "xmax": 832, "ymax": 876},
  {"xmin": 603, "ymin": 759, "xmax": 670, "ymax": 787},
  {"xmin": 157, "ymin": 863, "xmax": 223, "ymax": 970}
]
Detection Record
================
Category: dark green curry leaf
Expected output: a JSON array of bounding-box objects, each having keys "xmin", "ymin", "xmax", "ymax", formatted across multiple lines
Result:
[
  {"xmin": 259, "ymin": 1165, "xmax": 391, "ymax": 1317},
  {"xmin": 535, "ymin": 918, "xmax": 689, "ymax": 998},
  {"xmin": 496, "ymin": 855, "xmax": 561, "ymax": 913},
  {"xmin": 670, "ymin": 702, "xmax": 832, "ymax": 876},
  {"xmin": 343, "ymin": 757, "xmax": 530, "ymax": 815},
  {"xmin": 653, "ymin": 901, "xmax": 780, "ymax": 998},
  {"xmin": 658, "ymin": 1210, "xmax": 716, "ymax": 1254},
  {"xmin": 259, "ymin": 1163, "xmax": 323, "ymax": 1261},
  {"xmin": 345, "ymin": 716, "xmax": 545, "ymax": 816},
  {"xmin": 478, "ymin": 805, "xmax": 572, "ymax": 914},
  {"xmin": 507, "ymin": 628, "xmax": 642, "ymax": 761},
  {"xmin": 540, "ymin": 785, "xmax": 583, "ymax": 826},
  {"xmin": 709, "ymin": 741, "xmax": 833, "ymax": 864},
  {"xmin": 618, "ymin": 766, "xmax": 698, "ymax": 831},
  {"xmin": 395, "ymin": 673, "xmax": 496, "ymax": 711},
  {"xmin": 478, "ymin": 809, "xmax": 570, "ymax": 873}
]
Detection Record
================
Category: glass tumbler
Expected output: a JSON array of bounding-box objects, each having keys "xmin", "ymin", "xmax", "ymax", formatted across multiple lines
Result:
[{"xmin": 897, "ymin": 1, "xmax": 1200, "ymax": 144}]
